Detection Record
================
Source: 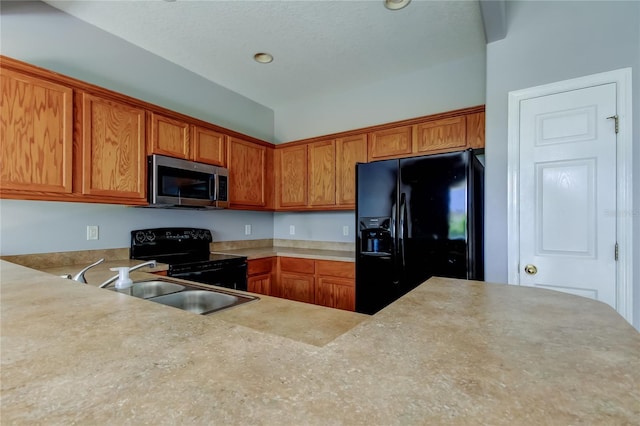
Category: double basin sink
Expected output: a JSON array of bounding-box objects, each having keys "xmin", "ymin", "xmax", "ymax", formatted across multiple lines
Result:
[{"xmin": 111, "ymin": 279, "xmax": 258, "ymax": 315}]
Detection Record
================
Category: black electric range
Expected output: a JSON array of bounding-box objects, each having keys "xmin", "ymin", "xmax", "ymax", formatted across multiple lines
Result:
[{"xmin": 130, "ymin": 228, "xmax": 247, "ymax": 291}]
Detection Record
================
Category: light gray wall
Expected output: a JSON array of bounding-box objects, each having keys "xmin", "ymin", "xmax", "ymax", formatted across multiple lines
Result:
[
  {"xmin": 274, "ymin": 52, "xmax": 486, "ymax": 143},
  {"xmin": 484, "ymin": 0, "xmax": 640, "ymax": 328},
  {"xmin": 0, "ymin": 200, "xmax": 274, "ymax": 255},
  {"xmin": 274, "ymin": 212, "xmax": 355, "ymax": 243},
  {"xmin": 0, "ymin": 1, "xmax": 274, "ymax": 142}
]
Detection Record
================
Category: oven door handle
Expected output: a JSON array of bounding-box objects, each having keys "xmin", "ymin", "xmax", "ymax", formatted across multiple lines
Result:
[{"xmin": 171, "ymin": 267, "xmax": 225, "ymax": 277}]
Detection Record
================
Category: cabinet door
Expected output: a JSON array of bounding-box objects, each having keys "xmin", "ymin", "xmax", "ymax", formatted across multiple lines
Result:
[
  {"xmin": 248, "ymin": 257, "xmax": 275, "ymax": 276},
  {"xmin": 280, "ymin": 257, "xmax": 315, "ymax": 274},
  {"xmin": 416, "ymin": 116, "xmax": 466, "ymax": 154},
  {"xmin": 368, "ymin": 125, "xmax": 413, "ymax": 161},
  {"xmin": 279, "ymin": 272, "xmax": 315, "ymax": 304},
  {"xmin": 336, "ymin": 134, "xmax": 367, "ymax": 207},
  {"xmin": 247, "ymin": 257, "xmax": 275, "ymax": 296},
  {"xmin": 80, "ymin": 93, "xmax": 146, "ymax": 200},
  {"xmin": 192, "ymin": 125, "xmax": 226, "ymax": 166},
  {"xmin": 0, "ymin": 69, "xmax": 73, "ymax": 194},
  {"xmin": 248, "ymin": 273, "xmax": 272, "ymax": 295},
  {"xmin": 278, "ymin": 144, "xmax": 308, "ymax": 208},
  {"xmin": 315, "ymin": 277, "xmax": 355, "ymax": 311},
  {"xmin": 227, "ymin": 137, "xmax": 267, "ymax": 207},
  {"xmin": 149, "ymin": 112, "xmax": 190, "ymax": 159},
  {"xmin": 308, "ymin": 139, "xmax": 336, "ymax": 207},
  {"xmin": 466, "ymin": 112, "xmax": 485, "ymax": 149}
]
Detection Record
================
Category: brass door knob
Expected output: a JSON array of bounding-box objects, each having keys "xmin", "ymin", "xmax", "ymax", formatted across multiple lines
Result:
[{"xmin": 524, "ymin": 264, "xmax": 538, "ymax": 275}]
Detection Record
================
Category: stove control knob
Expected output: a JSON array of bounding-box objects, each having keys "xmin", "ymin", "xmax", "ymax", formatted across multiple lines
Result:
[
  {"xmin": 146, "ymin": 231, "xmax": 156, "ymax": 242},
  {"xmin": 135, "ymin": 231, "xmax": 146, "ymax": 243}
]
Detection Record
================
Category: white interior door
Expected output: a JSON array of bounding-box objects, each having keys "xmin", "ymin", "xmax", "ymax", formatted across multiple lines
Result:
[{"xmin": 518, "ymin": 83, "xmax": 618, "ymax": 307}]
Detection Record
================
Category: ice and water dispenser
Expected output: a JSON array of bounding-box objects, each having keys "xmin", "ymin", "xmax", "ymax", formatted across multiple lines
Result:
[{"xmin": 359, "ymin": 217, "xmax": 392, "ymax": 255}]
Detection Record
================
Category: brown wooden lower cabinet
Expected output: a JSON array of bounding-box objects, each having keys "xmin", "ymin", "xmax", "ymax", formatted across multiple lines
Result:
[
  {"xmin": 315, "ymin": 276, "xmax": 355, "ymax": 311},
  {"xmin": 276, "ymin": 257, "xmax": 315, "ymax": 303},
  {"xmin": 279, "ymin": 272, "xmax": 315, "ymax": 303},
  {"xmin": 315, "ymin": 260, "xmax": 355, "ymax": 311},
  {"xmin": 247, "ymin": 257, "xmax": 275, "ymax": 295},
  {"xmin": 247, "ymin": 256, "xmax": 355, "ymax": 311}
]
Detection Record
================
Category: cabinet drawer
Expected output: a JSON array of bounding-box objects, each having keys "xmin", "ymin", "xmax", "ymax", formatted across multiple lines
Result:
[
  {"xmin": 279, "ymin": 257, "xmax": 315, "ymax": 274},
  {"xmin": 316, "ymin": 260, "xmax": 355, "ymax": 280},
  {"xmin": 247, "ymin": 257, "xmax": 274, "ymax": 275}
]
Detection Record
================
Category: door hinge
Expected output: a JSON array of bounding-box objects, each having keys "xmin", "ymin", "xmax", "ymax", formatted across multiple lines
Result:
[
  {"xmin": 607, "ymin": 115, "xmax": 619, "ymax": 134},
  {"xmin": 615, "ymin": 242, "xmax": 619, "ymax": 261}
]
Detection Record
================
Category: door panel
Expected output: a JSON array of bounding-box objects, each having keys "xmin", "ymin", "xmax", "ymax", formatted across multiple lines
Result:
[
  {"xmin": 536, "ymin": 159, "xmax": 595, "ymax": 256},
  {"xmin": 519, "ymin": 83, "xmax": 617, "ymax": 307}
]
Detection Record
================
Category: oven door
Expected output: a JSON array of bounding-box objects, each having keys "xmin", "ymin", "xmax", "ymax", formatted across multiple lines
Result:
[{"xmin": 168, "ymin": 263, "xmax": 248, "ymax": 291}]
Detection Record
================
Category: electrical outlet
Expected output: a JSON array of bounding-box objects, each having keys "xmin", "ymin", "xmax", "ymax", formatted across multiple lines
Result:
[
  {"xmin": 244, "ymin": 224, "xmax": 252, "ymax": 235},
  {"xmin": 87, "ymin": 225, "xmax": 99, "ymax": 240},
  {"xmin": 343, "ymin": 226, "xmax": 349, "ymax": 236},
  {"xmin": 289, "ymin": 225, "xmax": 295, "ymax": 235}
]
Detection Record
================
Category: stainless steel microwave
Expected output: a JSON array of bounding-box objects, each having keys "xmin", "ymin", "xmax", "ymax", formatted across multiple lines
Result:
[{"xmin": 147, "ymin": 155, "xmax": 229, "ymax": 209}]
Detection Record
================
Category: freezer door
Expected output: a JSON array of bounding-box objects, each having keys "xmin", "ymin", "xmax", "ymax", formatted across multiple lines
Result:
[
  {"xmin": 399, "ymin": 151, "xmax": 473, "ymax": 288},
  {"xmin": 355, "ymin": 159, "xmax": 400, "ymax": 314}
]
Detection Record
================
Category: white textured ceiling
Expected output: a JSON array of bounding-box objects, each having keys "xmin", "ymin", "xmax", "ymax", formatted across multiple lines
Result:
[{"xmin": 42, "ymin": 0, "xmax": 486, "ymax": 109}]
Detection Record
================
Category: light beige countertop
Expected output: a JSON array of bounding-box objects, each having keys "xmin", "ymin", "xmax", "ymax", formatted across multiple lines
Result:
[
  {"xmin": 214, "ymin": 246, "xmax": 355, "ymax": 262},
  {"xmin": 1, "ymin": 259, "xmax": 639, "ymax": 424}
]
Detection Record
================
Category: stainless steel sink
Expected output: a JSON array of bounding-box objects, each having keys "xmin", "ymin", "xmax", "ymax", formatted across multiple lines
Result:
[
  {"xmin": 127, "ymin": 280, "xmax": 186, "ymax": 299},
  {"xmin": 109, "ymin": 278, "xmax": 258, "ymax": 315},
  {"xmin": 148, "ymin": 289, "xmax": 255, "ymax": 314}
]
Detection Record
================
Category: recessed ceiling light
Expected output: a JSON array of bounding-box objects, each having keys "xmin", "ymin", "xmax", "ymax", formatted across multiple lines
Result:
[
  {"xmin": 253, "ymin": 53, "xmax": 274, "ymax": 64},
  {"xmin": 384, "ymin": 0, "xmax": 411, "ymax": 10}
]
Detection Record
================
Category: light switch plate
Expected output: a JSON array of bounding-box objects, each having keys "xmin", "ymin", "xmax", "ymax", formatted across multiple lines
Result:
[
  {"xmin": 289, "ymin": 225, "xmax": 295, "ymax": 235},
  {"xmin": 244, "ymin": 224, "xmax": 252, "ymax": 235},
  {"xmin": 87, "ymin": 225, "xmax": 99, "ymax": 240},
  {"xmin": 343, "ymin": 226, "xmax": 349, "ymax": 236}
]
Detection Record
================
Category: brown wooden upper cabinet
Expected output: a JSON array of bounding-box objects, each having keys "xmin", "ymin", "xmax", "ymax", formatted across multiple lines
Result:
[
  {"xmin": 148, "ymin": 112, "xmax": 190, "ymax": 159},
  {"xmin": 415, "ymin": 116, "xmax": 466, "ymax": 154},
  {"xmin": 335, "ymin": 134, "xmax": 367, "ymax": 206},
  {"xmin": 368, "ymin": 125, "xmax": 413, "ymax": 161},
  {"xmin": 277, "ymin": 134, "xmax": 366, "ymax": 211},
  {"xmin": 367, "ymin": 110, "xmax": 485, "ymax": 162},
  {"xmin": 191, "ymin": 125, "xmax": 226, "ymax": 166},
  {"xmin": 227, "ymin": 136, "xmax": 272, "ymax": 209},
  {"xmin": 148, "ymin": 112, "xmax": 226, "ymax": 167},
  {"xmin": 277, "ymin": 144, "xmax": 308, "ymax": 208},
  {"xmin": 308, "ymin": 139, "xmax": 336, "ymax": 207},
  {"xmin": 79, "ymin": 92, "xmax": 146, "ymax": 202},
  {"xmin": 0, "ymin": 68, "xmax": 74, "ymax": 195},
  {"xmin": 466, "ymin": 112, "xmax": 485, "ymax": 150}
]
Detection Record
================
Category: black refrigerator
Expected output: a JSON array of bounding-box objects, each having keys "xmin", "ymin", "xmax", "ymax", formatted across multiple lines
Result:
[{"xmin": 355, "ymin": 149, "xmax": 484, "ymax": 314}]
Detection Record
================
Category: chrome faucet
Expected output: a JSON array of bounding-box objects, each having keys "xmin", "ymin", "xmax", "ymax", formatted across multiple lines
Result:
[
  {"xmin": 99, "ymin": 260, "xmax": 157, "ymax": 288},
  {"xmin": 71, "ymin": 258, "xmax": 105, "ymax": 283}
]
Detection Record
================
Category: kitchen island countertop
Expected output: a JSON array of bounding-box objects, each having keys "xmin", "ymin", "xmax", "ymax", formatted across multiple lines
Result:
[{"xmin": 1, "ymin": 259, "xmax": 639, "ymax": 424}]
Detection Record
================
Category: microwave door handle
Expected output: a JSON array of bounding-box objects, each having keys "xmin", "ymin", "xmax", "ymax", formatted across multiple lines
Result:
[{"xmin": 210, "ymin": 175, "xmax": 216, "ymax": 201}]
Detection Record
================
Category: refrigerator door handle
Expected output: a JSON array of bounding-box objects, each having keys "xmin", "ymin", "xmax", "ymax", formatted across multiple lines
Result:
[
  {"xmin": 399, "ymin": 192, "xmax": 407, "ymax": 270},
  {"xmin": 390, "ymin": 202, "xmax": 396, "ymax": 240}
]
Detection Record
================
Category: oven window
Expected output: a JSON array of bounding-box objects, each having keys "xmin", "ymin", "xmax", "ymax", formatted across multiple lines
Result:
[{"xmin": 158, "ymin": 166, "xmax": 213, "ymax": 200}]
